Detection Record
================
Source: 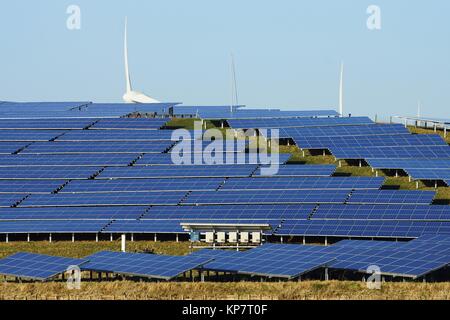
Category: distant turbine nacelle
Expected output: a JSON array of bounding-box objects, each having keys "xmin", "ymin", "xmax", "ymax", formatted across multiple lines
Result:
[{"xmin": 123, "ymin": 91, "xmax": 160, "ymax": 104}]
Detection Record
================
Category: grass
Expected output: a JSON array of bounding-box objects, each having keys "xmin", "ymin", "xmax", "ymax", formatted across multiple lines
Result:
[
  {"xmin": 2, "ymin": 281, "xmax": 450, "ymax": 300},
  {"xmin": 0, "ymin": 241, "xmax": 191, "ymax": 259}
]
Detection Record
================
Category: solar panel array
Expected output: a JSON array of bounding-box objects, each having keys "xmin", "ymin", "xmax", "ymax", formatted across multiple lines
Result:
[{"xmin": 81, "ymin": 251, "xmax": 212, "ymax": 280}]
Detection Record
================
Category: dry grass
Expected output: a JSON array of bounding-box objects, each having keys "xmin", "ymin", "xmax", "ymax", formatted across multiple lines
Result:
[
  {"xmin": 0, "ymin": 241, "xmax": 192, "ymax": 259},
  {"xmin": 2, "ymin": 281, "xmax": 450, "ymax": 300}
]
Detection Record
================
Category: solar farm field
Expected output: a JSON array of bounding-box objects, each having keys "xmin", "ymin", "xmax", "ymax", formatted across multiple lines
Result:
[{"xmin": 0, "ymin": 103, "xmax": 449, "ymax": 301}]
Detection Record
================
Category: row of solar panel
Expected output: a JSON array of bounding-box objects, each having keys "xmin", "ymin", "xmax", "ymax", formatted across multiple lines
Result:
[
  {"xmin": 0, "ymin": 204, "xmax": 447, "ymax": 221},
  {"xmin": 2, "ymin": 235, "xmax": 450, "ymax": 281},
  {"xmin": 294, "ymin": 134, "xmax": 447, "ymax": 149},
  {"xmin": 330, "ymin": 145, "xmax": 450, "ymax": 160},
  {"xmin": 0, "ymin": 118, "xmax": 169, "ymax": 130},
  {"xmin": 0, "ymin": 176, "xmax": 383, "ymax": 194},
  {"xmin": 0, "ymin": 153, "xmax": 292, "ymax": 167},
  {"xmin": 227, "ymin": 116, "xmax": 374, "ymax": 129},
  {"xmin": 0, "ymin": 190, "xmax": 435, "ymax": 208}
]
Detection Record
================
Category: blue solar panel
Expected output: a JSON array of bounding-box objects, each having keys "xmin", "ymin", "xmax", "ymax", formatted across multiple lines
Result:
[
  {"xmin": 277, "ymin": 124, "xmax": 409, "ymax": 139},
  {"xmin": 312, "ymin": 204, "xmax": 450, "ymax": 221},
  {"xmin": 135, "ymin": 153, "xmax": 291, "ymax": 166},
  {"xmin": 348, "ymin": 190, "xmax": 435, "ymax": 205},
  {"xmin": 404, "ymin": 169, "xmax": 450, "ymax": 182},
  {"xmin": 253, "ymin": 164, "xmax": 336, "ymax": 177},
  {"xmin": 202, "ymin": 243, "xmax": 335, "ymax": 279},
  {"xmin": 20, "ymin": 141, "xmax": 174, "ymax": 154},
  {"xmin": 0, "ymin": 167, "xmax": 102, "ymax": 179},
  {"xmin": 276, "ymin": 220, "xmax": 450, "ymax": 238},
  {"xmin": 294, "ymin": 134, "xmax": 446, "ymax": 149},
  {"xmin": 0, "ymin": 142, "xmax": 29, "ymax": 154},
  {"xmin": 228, "ymin": 116, "xmax": 374, "ymax": 129},
  {"xmin": 20, "ymin": 192, "xmax": 187, "ymax": 207},
  {"xmin": 0, "ymin": 130, "xmax": 66, "ymax": 142},
  {"xmin": 331, "ymin": 145, "xmax": 450, "ymax": 160},
  {"xmin": 82, "ymin": 251, "xmax": 212, "ymax": 280},
  {"xmin": 90, "ymin": 118, "xmax": 169, "ymax": 130},
  {"xmin": 0, "ymin": 180, "xmax": 66, "ymax": 194},
  {"xmin": 183, "ymin": 190, "xmax": 350, "ymax": 205},
  {"xmin": 97, "ymin": 165, "xmax": 259, "ymax": 179},
  {"xmin": 0, "ymin": 118, "xmax": 97, "ymax": 129},
  {"xmin": 0, "ymin": 154, "xmax": 139, "ymax": 167},
  {"xmin": 0, "ymin": 207, "xmax": 146, "ymax": 220},
  {"xmin": 143, "ymin": 204, "xmax": 315, "ymax": 220},
  {"xmin": 0, "ymin": 194, "xmax": 27, "ymax": 207},
  {"xmin": 221, "ymin": 177, "xmax": 384, "ymax": 190},
  {"xmin": 103, "ymin": 220, "xmax": 185, "ymax": 234},
  {"xmin": 57, "ymin": 130, "xmax": 176, "ymax": 141},
  {"xmin": 367, "ymin": 159, "xmax": 450, "ymax": 170},
  {"xmin": 61, "ymin": 178, "xmax": 224, "ymax": 193},
  {"xmin": 0, "ymin": 252, "xmax": 87, "ymax": 280},
  {"xmin": 0, "ymin": 220, "xmax": 109, "ymax": 234}
]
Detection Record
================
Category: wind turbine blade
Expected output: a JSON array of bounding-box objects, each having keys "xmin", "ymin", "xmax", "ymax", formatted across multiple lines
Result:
[
  {"xmin": 124, "ymin": 17, "xmax": 132, "ymax": 93},
  {"xmin": 230, "ymin": 53, "xmax": 239, "ymax": 112},
  {"xmin": 339, "ymin": 62, "xmax": 344, "ymax": 116}
]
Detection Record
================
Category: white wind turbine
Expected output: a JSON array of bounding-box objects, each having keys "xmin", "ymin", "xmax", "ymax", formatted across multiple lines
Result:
[{"xmin": 122, "ymin": 18, "xmax": 160, "ymax": 104}]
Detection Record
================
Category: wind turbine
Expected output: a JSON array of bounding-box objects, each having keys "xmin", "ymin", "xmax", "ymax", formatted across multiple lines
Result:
[
  {"xmin": 339, "ymin": 62, "xmax": 344, "ymax": 116},
  {"xmin": 230, "ymin": 53, "xmax": 239, "ymax": 113},
  {"xmin": 122, "ymin": 17, "xmax": 160, "ymax": 104}
]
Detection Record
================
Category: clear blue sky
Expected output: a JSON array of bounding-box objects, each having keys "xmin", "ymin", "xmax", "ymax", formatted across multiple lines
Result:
[{"xmin": 1, "ymin": 0, "xmax": 449, "ymax": 119}]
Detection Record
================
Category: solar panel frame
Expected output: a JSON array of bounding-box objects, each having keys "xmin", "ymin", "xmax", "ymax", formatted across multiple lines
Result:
[
  {"xmin": 0, "ymin": 252, "xmax": 87, "ymax": 281},
  {"xmin": 0, "ymin": 180, "xmax": 66, "ymax": 194},
  {"xmin": 0, "ymin": 166, "xmax": 102, "ymax": 180},
  {"xmin": 81, "ymin": 251, "xmax": 212, "ymax": 280}
]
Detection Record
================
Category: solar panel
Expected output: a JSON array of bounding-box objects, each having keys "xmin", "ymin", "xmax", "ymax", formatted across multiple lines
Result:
[
  {"xmin": 276, "ymin": 220, "xmax": 450, "ymax": 238},
  {"xmin": 82, "ymin": 251, "xmax": 212, "ymax": 280},
  {"xmin": 0, "ymin": 220, "xmax": 109, "ymax": 234},
  {"xmin": 0, "ymin": 180, "xmax": 66, "ymax": 194},
  {"xmin": 331, "ymin": 145, "xmax": 450, "ymax": 160},
  {"xmin": 202, "ymin": 243, "xmax": 335, "ymax": 279},
  {"xmin": 327, "ymin": 245, "xmax": 450, "ymax": 278},
  {"xmin": 97, "ymin": 165, "xmax": 259, "ymax": 179},
  {"xmin": 253, "ymin": 164, "xmax": 336, "ymax": 177},
  {"xmin": 19, "ymin": 192, "xmax": 187, "ymax": 207},
  {"xmin": 0, "ymin": 130, "xmax": 66, "ymax": 142},
  {"xmin": 0, "ymin": 194, "xmax": 27, "ymax": 207},
  {"xmin": 220, "ymin": 177, "xmax": 385, "ymax": 190},
  {"xmin": 0, "ymin": 167, "xmax": 102, "ymax": 180},
  {"xmin": 135, "ymin": 153, "xmax": 292, "ymax": 166},
  {"xmin": 0, "ymin": 252, "xmax": 86, "ymax": 280},
  {"xmin": 184, "ymin": 108, "xmax": 340, "ymax": 119},
  {"xmin": 0, "ymin": 142, "xmax": 29, "ymax": 154},
  {"xmin": 367, "ymin": 159, "xmax": 450, "ymax": 170},
  {"xmin": 0, "ymin": 154, "xmax": 139, "ymax": 167},
  {"xmin": 103, "ymin": 220, "xmax": 185, "ymax": 234},
  {"xmin": 276, "ymin": 124, "xmax": 409, "ymax": 139},
  {"xmin": 20, "ymin": 141, "xmax": 175, "ymax": 154},
  {"xmin": 143, "ymin": 204, "xmax": 315, "ymax": 220},
  {"xmin": 294, "ymin": 134, "xmax": 446, "ymax": 150},
  {"xmin": 312, "ymin": 204, "xmax": 450, "ymax": 221},
  {"xmin": 404, "ymin": 169, "xmax": 450, "ymax": 182},
  {"xmin": 183, "ymin": 190, "xmax": 350, "ymax": 205},
  {"xmin": 0, "ymin": 207, "xmax": 147, "ymax": 220},
  {"xmin": 0, "ymin": 118, "xmax": 97, "ymax": 129},
  {"xmin": 348, "ymin": 190, "xmax": 435, "ymax": 205},
  {"xmin": 89, "ymin": 118, "xmax": 169, "ymax": 130},
  {"xmin": 61, "ymin": 178, "xmax": 224, "ymax": 193},
  {"xmin": 57, "ymin": 130, "xmax": 176, "ymax": 141},
  {"xmin": 228, "ymin": 116, "xmax": 374, "ymax": 129}
]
